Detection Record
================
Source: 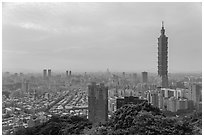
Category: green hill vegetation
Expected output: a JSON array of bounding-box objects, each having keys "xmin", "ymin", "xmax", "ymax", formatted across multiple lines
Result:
[{"xmin": 14, "ymin": 102, "xmax": 202, "ymax": 135}]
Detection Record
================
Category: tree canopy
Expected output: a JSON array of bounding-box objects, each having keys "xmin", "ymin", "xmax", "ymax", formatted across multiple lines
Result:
[{"xmin": 14, "ymin": 102, "xmax": 201, "ymax": 135}]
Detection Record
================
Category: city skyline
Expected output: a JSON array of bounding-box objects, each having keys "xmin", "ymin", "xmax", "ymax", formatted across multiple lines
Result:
[{"xmin": 2, "ymin": 2, "xmax": 202, "ymax": 73}]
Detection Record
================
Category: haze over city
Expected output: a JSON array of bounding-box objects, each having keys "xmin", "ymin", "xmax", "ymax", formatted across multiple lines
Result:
[
  {"xmin": 2, "ymin": 2, "xmax": 202, "ymax": 135},
  {"xmin": 2, "ymin": 2, "xmax": 202, "ymax": 73}
]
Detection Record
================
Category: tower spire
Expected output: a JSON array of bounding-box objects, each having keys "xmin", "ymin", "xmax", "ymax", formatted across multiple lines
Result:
[{"xmin": 161, "ymin": 21, "xmax": 165, "ymax": 35}]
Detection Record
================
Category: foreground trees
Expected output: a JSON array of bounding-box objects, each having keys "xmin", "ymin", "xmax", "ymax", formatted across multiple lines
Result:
[
  {"xmin": 85, "ymin": 102, "xmax": 197, "ymax": 135},
  {"xmin": 14, "ymin": 115, "xmax": 92, "ymax": 135},
  {"xmin": 14, "ymin": 102, "xmax": 201, "ymax": 135}
]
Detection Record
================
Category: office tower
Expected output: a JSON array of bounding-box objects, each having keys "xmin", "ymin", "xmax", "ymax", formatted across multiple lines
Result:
[
  {"xmin": 66, "ymin": 70, "xmax": 69, "ymax": 77},
  {"xmin": 69, "ymin": 70, "xmax": 71, "ymax": 76},
  {"xmin": 88, "ymin": 82, "xmax": 108, "ymax": 124},
  {"xmin": 158, "ymin": 21, "xmax": 168, "ymax": 88},
  {"xmin": 191, "ymin": 84, "xmax": 201, "ymax": 108},
  {"xmin": 142, "ymin": 71, "xmax": 148, "ymax": 83},
  {"xmin": 48, "ymin": 69, "xmax": 51, "ymax": 78},
  {"xmin": 43, "ymin": 69, "xmax": 47, "ymax": 79}
]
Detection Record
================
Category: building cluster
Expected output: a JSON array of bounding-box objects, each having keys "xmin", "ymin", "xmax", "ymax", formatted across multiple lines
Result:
[
  {"xmin": 2, "ymin": 70, "xmax": 202, "ymax": 133},
  {"xmin": 146, "ymin": 84, "xmax": 202, "ymax": 112},
  {"xmin": 2, "ymin": 71, "xmax": 90, "ymax": 134},
  {"xmin": 88, "ymin": 79, "xmax": 155, "ymax": 124}
]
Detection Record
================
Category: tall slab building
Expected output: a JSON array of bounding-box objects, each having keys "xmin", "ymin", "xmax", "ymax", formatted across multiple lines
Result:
[
  {"xmin": 43, "ymin": 69, "xmax": 47, "ymax": 80},
  {"xmin": 48, "ymin": 69, "xmax": 51, "ymax": 78},
  {"xmin": 142, "ymin": 71, "xmax": 148, "ymax": 83},
  {"xmin": 88, "ymin": 82, "xmax": 108, "ymax": 124},
  {"xmin": 158, "ymin": 22, "xmax": 168, "ymax": 88},
  {"xmin": 66, "ymin": 70, "xmax": 69, "ymax": 77}
]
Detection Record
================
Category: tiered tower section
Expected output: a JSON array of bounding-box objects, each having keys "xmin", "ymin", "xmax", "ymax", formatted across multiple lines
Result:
[{"xmin": 158, "ymin": 22, "xmax": 168, "ymax": 88}]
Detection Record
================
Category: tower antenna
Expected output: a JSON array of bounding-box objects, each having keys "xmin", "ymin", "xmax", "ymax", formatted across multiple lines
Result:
[{"xmin": 162, "ymin": 21, "xmax": 164, "ymax": 28}]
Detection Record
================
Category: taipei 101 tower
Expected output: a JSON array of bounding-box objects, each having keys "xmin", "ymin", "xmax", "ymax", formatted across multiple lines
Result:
[{"xmin": 158, "ymin": 21, "xmax": 168, "ymax": 88}]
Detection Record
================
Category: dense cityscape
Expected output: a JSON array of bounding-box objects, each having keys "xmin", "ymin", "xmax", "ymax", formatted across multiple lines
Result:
[
  {"xmin": 2, "ymin": 2, "xmax": 202, "ymax": 135},
  {"xmin": 2, "ymin": 69, "xmax": 202, "ymax": 134}
]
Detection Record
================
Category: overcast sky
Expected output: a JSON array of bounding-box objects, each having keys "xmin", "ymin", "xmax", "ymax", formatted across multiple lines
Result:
[{"xmin": 2, "ymin": 2, "xmax": 202, "ymax": 73}]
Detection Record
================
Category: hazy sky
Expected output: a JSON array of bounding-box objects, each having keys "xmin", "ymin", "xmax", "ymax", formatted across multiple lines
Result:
[{"xmin": 2, "ymin": 2, "xmax": 202, "ymax": 73}]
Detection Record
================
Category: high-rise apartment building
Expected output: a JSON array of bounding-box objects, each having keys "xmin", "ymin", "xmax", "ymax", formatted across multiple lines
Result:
[
  {"xmin": 167, "ymin": 97, "xmax": 177, "ymax": 112},
  {"xmin": 176, "ymin": 98, "xmax": 188, "ymax": 110},
  {"xmin": 158, "ymin": 22, "xmax": 168, "ymax": 88},
  {"xmin": 158, "ymin": 93, "xmax": 164, "ymax": 109},
  {"xmin": 150, "ymin": 92, "xmax": 159, "ymax": 108},
  {"xmin": 146, "ymin": 91, "xmax": 151, "ymax": 103},
  {"xmin": 133, "ymin": 73, "xmax": 138, "ymax": 85},
  {"xmin": 191, "ymin": 84, "xmax": 201, "ymax": 107},
  {"xmin": 21, "ymin": 80, "xmax": 29, "ymax": 92},
  {"xmin": 88, "ymin": 82, "xmax": 108, "ymax": 124},
  {"xmin": 142, "ymin": 71, "xmax": 148, "ymax": 83}
]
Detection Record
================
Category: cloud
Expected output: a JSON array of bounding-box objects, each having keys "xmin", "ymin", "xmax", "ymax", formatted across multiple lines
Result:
[
  {"xmin": 19, "ymin": 22, "xmax": 49, "ymax": 31},
  {"xmin": 2, "ymin": 2, "xmax": 202, "ymax": 72}
]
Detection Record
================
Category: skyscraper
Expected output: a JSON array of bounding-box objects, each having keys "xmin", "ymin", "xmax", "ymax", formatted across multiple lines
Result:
[
  {"xmin": 48, "ymin": 69, "xmax": 51, "ymax": 78},
  {"xmin": 88, "ymin": 82, "xmax": 108, "ymax": 124},
  {"xmin": 142, "ymin": 71, "xmax": 148, "ymax": 83},
  {"xmin": 66, "ymin": 70, "xmax": 69, "ymax": 77},
  {"xmin": 191, "ymin": 84, "xmax": 201, "ymax": 108},
  {"xmin": 43, "ymin": 69, "xmax": 47, "ymax": 79},
  {"xmin": 158, "ymin": 21, "xmax": 168, "ymax": 88}
]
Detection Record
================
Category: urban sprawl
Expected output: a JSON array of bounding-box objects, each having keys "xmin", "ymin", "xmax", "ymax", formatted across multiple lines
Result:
[{"xmin": 2, "ymin": 23, "xmax": 202, "ymax": 134}]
